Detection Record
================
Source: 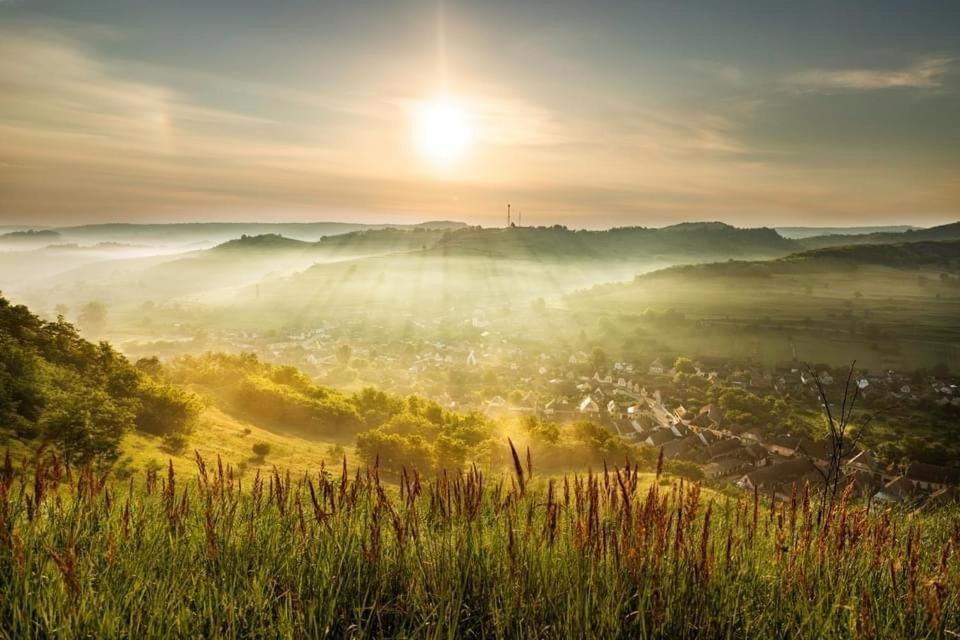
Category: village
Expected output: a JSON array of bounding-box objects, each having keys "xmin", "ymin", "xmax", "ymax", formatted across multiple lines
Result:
[{"xmin": 188, "ymin": 307, "xmax": 960, "ymax": 508}]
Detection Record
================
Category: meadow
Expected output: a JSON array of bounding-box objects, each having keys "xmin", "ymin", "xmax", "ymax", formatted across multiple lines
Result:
[{"xmin": 1, "ymin": 448, "xmax": 958, "ymax": 639}]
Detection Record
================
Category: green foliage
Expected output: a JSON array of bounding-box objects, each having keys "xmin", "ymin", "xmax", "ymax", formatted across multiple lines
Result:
[
  {"xmin": 0, "ymin": 296, "xmax": 196, "ymax": 464},
  {"xmin": 38, "ymin": 382, "xmax": 135, "ymax": 464},
  {"xmin": 165, "ymin": 353, "xmax": 363, "ymax": 439},
  {"xmin": 251, "ymin": 442, "xmax": 271, "ymax": 459},
  {"xmin": 78, "ymin": 300, "xmax": 107, "ymax": 335},
  {"xmin": 135, "ymin": 379, "xmax": 202, "ymax": 438},
  {"xmin": 355, "ymin": 395, "xmax": 494, "ymax": 473},
  {"xmin": 673, "ymin": 356, "xmax": 696, "ymax": 374}
]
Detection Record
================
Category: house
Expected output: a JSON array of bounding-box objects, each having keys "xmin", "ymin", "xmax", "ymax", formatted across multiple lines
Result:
[
  {"xmin": 701, "ymin": 403, "xmax": 723, "ymax": 424},
  {"xmin": 648, "ymin": 359, "xmax": 665, "ymax": 375},
  {"xmin": 578, "ymin": 396, "xmax": 600, "ymax": 414},
  {"xmin": 764, "ymin": 435, "xmax": 801, "ymax": 458},
  {"xmin": 873, "ymin": 476, "xmax": 917, "ymax": 504},
  {"xmin": 739, "ymin": 428, "xmax": 765, "ymax": 443},
  {"xmin": 844, "ymin": 450, "xmax": 880, "ymax": 477},
  {"xmin": 668, "ymin": 422, "xmax": 689, "ymax": 438},
  {"xmin": 904, "ymin": 463, "xmax": 960, "ymax": 491},
  {"xmin": 844, "ymin": 470, "xmax": 882, "ymax": 500},
  {"xmin": 543, "ymin": 398, "xmax": 571, "ymax": 417},
  {"xmin": 741, "ymin": 443, "xmax": 769, "ymax": 466},
  {"xmin": 645, "ymin": 429, "xmax": 680, "ymax": 448},
  {"xmin": 693, "ymin": 429, "xmax": 722, "ymax": 447},
  {"xmin": 697, "ymin": 438, "xmax": 743, "ymax": 462},
  {"xmin": 661, "ymin": 435, "xmax": 702, "ymax": 460},
  {"xmin": 485, "ymin": 396, "xmax": 507, "ymax": 412},
  {"xmin": 736, "ymin": 458, "xmax": 820, "ymax": 497},
  {"xmin": 704, "ymin": 458, "xmax": 752, "ymax": 480},
  {"xmin": 919, "ymin": 486, "xmax": 960, "ymax": 511}
]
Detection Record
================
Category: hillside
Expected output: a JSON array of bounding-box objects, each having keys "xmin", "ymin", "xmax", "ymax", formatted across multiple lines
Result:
[
  {"xmin": 799, "ymin": 221, "xmax": 960, "ymax": 250},
  {"xmin": 0, "ymin": 229, "xmax": 62, "ymax": 246},
  {"xmin": 0, "ymin": 295, "xmax": 200, "ymax": 464},
  {"xmin": 567, "ymin": 239, "xmax": 960, "ymax": 369},
  {"xmin": 645, "ymin": 239, "xmax": 960, "ymax": 279},
  {"xmin": 47, "ymin": 220, "xmax": 469, "ymax": 247},
  {"xmin": 776, "ymin": 225, "xmax": 918, "ymax": 239},
  {"xmin": 430, "ymin": 223, "xmax": 800, "ymax": 261},
  {"xmin": 211, "ymin": 233, "xmax": 313, "ymax": 251}
]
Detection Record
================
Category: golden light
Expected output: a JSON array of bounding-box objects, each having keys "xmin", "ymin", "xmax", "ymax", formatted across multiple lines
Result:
[{"xmin": 412, "ymin": 95, "xmax": 474, "ymax": 165}]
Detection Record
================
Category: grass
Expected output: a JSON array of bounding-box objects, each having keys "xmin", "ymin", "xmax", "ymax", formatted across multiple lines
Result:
[
  {"xmin": 118, "ymin": 406, "xmax": 353, "ymax": 478},
  {"xmin": 1, "ymin": 447, "xmax": 957, "ymax": 639}
]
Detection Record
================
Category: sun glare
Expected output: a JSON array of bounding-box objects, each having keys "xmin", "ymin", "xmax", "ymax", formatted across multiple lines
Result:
[{"xmin": 412, "ymin": 95, "xmax": 474, "ymax": 165}]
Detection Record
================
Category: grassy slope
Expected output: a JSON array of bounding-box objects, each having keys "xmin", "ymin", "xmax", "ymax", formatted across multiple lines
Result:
[
  {"xmin": 1, "ymin": 454, "xmax": 953, "ymax": 639},
  {"xmin": 119, "ymin": 406, "xmax": 354, "ymax": 478}
]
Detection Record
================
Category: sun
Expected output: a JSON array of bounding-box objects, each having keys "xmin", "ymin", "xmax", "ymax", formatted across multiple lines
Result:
[{"xmin": 412, "ymin": 95, "xmax": 474, "ymax": 165}]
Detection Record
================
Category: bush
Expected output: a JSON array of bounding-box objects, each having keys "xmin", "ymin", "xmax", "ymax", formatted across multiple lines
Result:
[
  {"xmin": 135, "ymin": 379, "xmax": 202, "ymax": 437},
  {"xmin": 252, "ymin": 442, "xmax": 271, "ymax": 459}
]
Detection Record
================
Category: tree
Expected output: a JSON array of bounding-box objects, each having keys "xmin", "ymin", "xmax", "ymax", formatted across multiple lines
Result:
[
  {"xmin": 252, "ymin": 442, "xmax": 271, "ymax": 459},
  {"xmin": 78, "ymin": 301, "xmax": 108, "ymax": 336},
  {"xmin": 135, "ymin": 379, "xmax": 202, "ymax": 438},
  {"xmin": 673, "ymin": 357, "xmax": 696, "ymax": 375},
  {"xmin": 589, "ymin": 347, "xmax": 607, "ymax": 370},
  {"xmin": 40, "ymin": 386, "xmax": 134, "ymax": 464},
  {"xmin": 335, "ymin": 343, "xmax": 353, "ymax": 366}
]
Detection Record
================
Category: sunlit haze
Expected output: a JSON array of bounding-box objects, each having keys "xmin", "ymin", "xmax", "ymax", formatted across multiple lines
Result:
[
  {"xmin": 0, "ymin": 1, "xmax": 957, "ymax": 227},
  {"xmin": 2, "ymin": 3, "xmax": 960, "ymax": 636},
  {"xmin": 412, "ymin": 94, "xmax": 474, "ymax": 167}
]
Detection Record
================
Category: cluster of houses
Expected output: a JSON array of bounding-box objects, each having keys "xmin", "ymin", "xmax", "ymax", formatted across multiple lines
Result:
[
  {"xmin": 194, "ymin": 318, "xmax": 959, "ymax": 509},
  {"xmin": 604, "ymin": 386, "xmax": 960, "ymax": 509}
]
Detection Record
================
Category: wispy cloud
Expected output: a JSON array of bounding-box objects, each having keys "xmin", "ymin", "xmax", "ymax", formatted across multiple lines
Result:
[{"xmin": 786, "ymin": 56, "xmax": 954, "ymax": 93}]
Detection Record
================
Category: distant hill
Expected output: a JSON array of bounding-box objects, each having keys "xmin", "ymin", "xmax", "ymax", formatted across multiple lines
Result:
[
  {"xmin": 776, "ymin": 225, "xmax": 919, "ymax": 239},
  {"xmin": 799, "ymin": 221, "xmax": 960, "ymax": 250},
  {"xmin": 222, "ymin": 223, "xmax": 802, "ymax": 325},
  {"xmin": 48, "ymin": 221, "xmax": 469, "ymax": 247},
  {"xmin": 0, "ymin": 229, "xmax": 61, "ymax": 245},
  {"xmin": 567, "ymin": 239, "xmax": 960, "ymax": 370},
  {"xmin": 211, "ymin": 234, "xmax": 313, "ymax": 251},
  {"xmin": 645, "ymin": 239, "xmax": 960, "ymax": 280},
  {"xmin": 430, "ymin": 223, "xmax": 800, "ymax": 261}
]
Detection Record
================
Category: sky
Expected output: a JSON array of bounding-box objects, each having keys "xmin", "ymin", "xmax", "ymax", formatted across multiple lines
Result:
[{"xmin": 0, "ymin": 0, "xmax": 958, "ymax": 228}]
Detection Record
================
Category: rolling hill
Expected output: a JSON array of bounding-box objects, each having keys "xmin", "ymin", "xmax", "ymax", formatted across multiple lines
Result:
[
  {"xmin": 430, "ymin": 222, "xmax": 800, "ymax": 261},
  {"xmin": 798, "ymin": 221, "xmax": 960, "ymax": 250},
  {"xmin": 223, "ymin": 223, "xmax": 805, "ymax": 325},
  {"xmin": 45, "ymin": 220, "xmax": 468, "ymax": 248},
  {"xmin": 567, "ymin": 240, "xmax": 960, "ymax": 369}
]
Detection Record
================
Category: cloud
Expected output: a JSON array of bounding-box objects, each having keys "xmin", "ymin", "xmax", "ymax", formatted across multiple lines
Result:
[
  {"xmin": 0, "ymin": 19, "xmax": 956, "ymax": 228},
  {"xmin": 786, "ymin": 56, "xmax": 954, "ymax": 93}
]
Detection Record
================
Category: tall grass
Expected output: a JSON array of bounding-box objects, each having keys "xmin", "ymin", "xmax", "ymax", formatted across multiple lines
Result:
[{"xmin": 0, "ymin": 447, "xmax": 957, "ymax": 639}]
